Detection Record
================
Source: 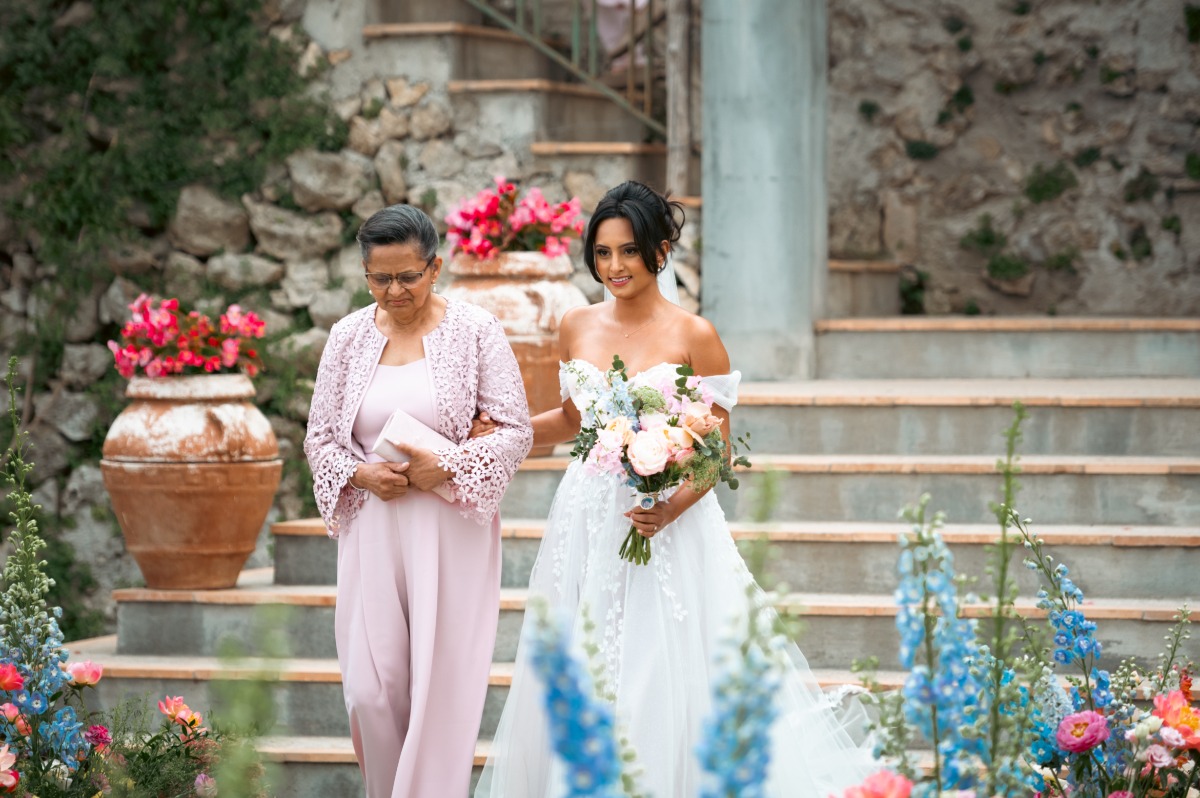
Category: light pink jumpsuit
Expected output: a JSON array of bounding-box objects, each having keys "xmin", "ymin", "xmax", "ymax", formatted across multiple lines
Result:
[{"xmin": 336, "ymin": 359, "xmax": 500, "ymax": 797}]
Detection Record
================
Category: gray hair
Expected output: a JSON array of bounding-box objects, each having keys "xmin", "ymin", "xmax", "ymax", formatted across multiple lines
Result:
[{"xmin": 356, "ymin": 204, "xmax": 439, "ymax": 264}]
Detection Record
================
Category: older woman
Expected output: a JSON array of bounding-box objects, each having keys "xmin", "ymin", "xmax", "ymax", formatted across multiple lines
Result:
[{"xmin": 304, "ymin": 204, "xmax": 533, "ymax": 797}]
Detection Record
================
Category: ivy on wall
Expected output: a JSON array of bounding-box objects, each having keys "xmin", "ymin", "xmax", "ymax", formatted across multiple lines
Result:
[{"xmin": 0, "ymin": 0, "xmax": 346, "ymax": 637}]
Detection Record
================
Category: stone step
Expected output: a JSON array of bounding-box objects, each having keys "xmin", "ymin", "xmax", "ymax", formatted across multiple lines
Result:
[
  {"xmin": 826, "ymin": 259, "xmax": 902, "ymax": 318},
  {"xmin": 272, "ymin": 518, "xmax": 1200, "ymax": 598},
  {"xmin": 529, "ymin": 141, "xmax": 668, "ymax": 196},
  {"xmin": 448, "ymin": 80, "xmax": 646, "ymax": 150},
  {"xmin": 814, "ymin": 318, "xmax": 1200, "ymax": 379},
  {"xmin": 358, "ymin": 22, "xmax": 557, "ymax": 84},
  {"xmin": 735, "ymin": 378, "xmax": 1200, "ymax": 456},
  {"xmin": 502, "ymin": 454, "xmax": 1200, "ymax": 525},
  {"xmin": 491, "ymin": 589, "xmax": 1197, "ymax": 671},
  {"xmin": 111, "ymin": 570, "xmax": 1196, "ymax": 670},
  {"xmin": 68, "ymin": 634, "xmax": 901, "ymax": 741}
]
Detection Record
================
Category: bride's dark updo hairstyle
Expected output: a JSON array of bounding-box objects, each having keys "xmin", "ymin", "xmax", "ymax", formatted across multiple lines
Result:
[{"xmin": 582, "ymin": 181, "xmax": 685, "ymax": 283}]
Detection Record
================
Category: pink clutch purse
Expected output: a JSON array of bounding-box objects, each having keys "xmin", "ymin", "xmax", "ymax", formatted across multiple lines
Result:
[{"xmin": 370, "ymin": 408, "xmax": 455, "ymax": 501}]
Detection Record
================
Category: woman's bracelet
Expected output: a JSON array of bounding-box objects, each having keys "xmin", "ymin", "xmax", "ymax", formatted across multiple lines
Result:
[{"xmin": 348, "ymin": 469, "xmax": 366, "ymax": 491}]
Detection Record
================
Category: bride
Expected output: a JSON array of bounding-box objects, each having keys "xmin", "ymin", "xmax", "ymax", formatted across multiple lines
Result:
[{"xmin": 474, "ymin": 181, "xmax": 873, "ymax": 797}]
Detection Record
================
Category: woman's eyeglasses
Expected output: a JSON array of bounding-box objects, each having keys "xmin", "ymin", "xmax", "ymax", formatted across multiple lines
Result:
[{"xmin": 364, "ymin": 258, "xmax": 434, "ymax": 290}]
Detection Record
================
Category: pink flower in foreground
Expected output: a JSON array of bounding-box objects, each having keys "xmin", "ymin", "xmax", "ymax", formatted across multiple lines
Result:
[
  {"xmin": 67, "ymin": 660, "xmax": 104, "ymax": 686},
  {"xmin": 0, "ymin": 665, "xmax": 22, "ymax": 692},
  {"xmin": 1142, "ymin": 743, "xmax": 1173, "ymax": 769},
  {"xmin": 84, "ymin": 724, "xmax": 112, "ymax": 750},
  {"xmin": 1056, "ymin": 710, "xmax": 1110, "ymax": 753},
  {"xmin": 0, "ymin": 704, "xmax": 30, "ymax": 737},
  {"xmin": 159, "ymin": 695, "xmax": 189, "ymax": 721},
  {"xmin": 195, "ymin": 773, "xmax": 218, "ymax": 797},
  {"xmin": 842, "ymin": 769, "xmax": 914, "ymax": 798},
  {"xmin": 1106, "ymin": 792, "xmax": 1133, "ymax": 798},
  {"xmin": 0, "ymin": 744, "xmax": 15, "ymax": 791}
]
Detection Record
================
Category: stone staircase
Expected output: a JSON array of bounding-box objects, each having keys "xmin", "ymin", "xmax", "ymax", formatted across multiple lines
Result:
[
  {"xmin": 63, "ymin": 4, "xmax": 1200, "ymax": 795},
  {"xmin": 68, "ymin": 318, "xmax": 1200, "ymax": 796}
]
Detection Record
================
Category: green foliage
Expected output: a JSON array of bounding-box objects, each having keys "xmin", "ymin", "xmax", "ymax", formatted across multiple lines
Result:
[
  {"xmin": 419, "ymin": 187, "xmax": 439, "ymax": 209},
  {"xmin": 1010, "ymin": 1, "xmax": 1032, "ymax": 14},
  {"xmin": 1099, "ymin": 63, "xmax": 1129, "ymax": 85},
  {"xmin": 1023, "ymin": 161, "xmax": 1077, "ymax": 204},
  {"xmin": 1163, "ymin": 215, "xmax": 1182, "ymax": 235},
  {"xmin": 958, "ymin": 36, "xmax": 974, "ymax": 52},
  {"xmin": 858, "ymin": 100, "xmax": 881, "ymax": 123},
  {"xmin": 1085, "ymin": 45, "xmax": 1100, "ymax": 59},
  {"xmin": 942, "ymin": 15, "xmax": 966, "ymax": 34},
  {"xmin": 1186, "ymin": 152, "xmax": 1200, "ymax": 180},
  {"xmin": 964, "ymin": 298, "xmax": 981, "ymax": 316},
  {"xmin": 960, "ymin": 214, "xmax": 1008, "ymax": 257},
  {"xmin": 993, "ymin": 79, "xmax": 1026, "ymax": 96},
  {"xmin": 987, "ymin": 253, "xmax": 1031, "ymax": 281},
  {"xmin": 1129, "ymin": 224, "xmax": 1153, "ymax": 261},
  {"xmin": 1123, "ymin": 168, "xmax": 1160, "ymax": 203},
  {"xmin": 362, "ymin": 97, "xmax": 385, "ymax": 119},
  {"xmin": 904, "ymin": 139, "xmax": 939, "ymax": 160},
  {"xmin": 1065, "ymin": 102, "xmax": 1082, "ymax": 113},
  {"xmin": 899, "ymin": 266, "xmax": 928, "ymax": 315},
  {"xmin": 1072, "ymin": 147, "xmax": 1101, "ymax": 168},
  {"xmin": 1042, "ymin": 248, "xmax": 1079, "ymax": 273},
  {"xmin": 950, "ymin": 85, "xmax": 975, "ymax": 113},
  {"xmin": 1033, "ymin": 50, "xmax": 1046, "ymax": 66},
  {"xmin": 2, "ymin": 0, "xmax": 345, "ymax": 383},
  {"xmin": 1187, "ymin": 5, "xmax": 1200, "ymax": 43}
]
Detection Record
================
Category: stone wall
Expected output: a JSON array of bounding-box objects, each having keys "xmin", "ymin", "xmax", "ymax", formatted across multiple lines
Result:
[{"xmin": 827, "ymin": 0, "xmax": 1200, "ymax": 315}]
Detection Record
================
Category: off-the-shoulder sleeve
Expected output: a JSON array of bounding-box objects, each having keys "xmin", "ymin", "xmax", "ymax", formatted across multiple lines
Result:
[
  {"xmin": 700, "ymin": 370, "xmax": 741, "ymax": 411},
  {"xmin": 303, "ymin": 323, "xmax": 367, "ymax": 537},
  {"xmin": 435, "ymin": 316, "xmax": 534, "ymax": 525}
]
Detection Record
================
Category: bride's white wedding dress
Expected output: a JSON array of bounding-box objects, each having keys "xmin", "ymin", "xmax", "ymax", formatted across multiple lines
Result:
[{"xmin": 475, "ymin": 360, "xmax": 875, "ymax": 798}]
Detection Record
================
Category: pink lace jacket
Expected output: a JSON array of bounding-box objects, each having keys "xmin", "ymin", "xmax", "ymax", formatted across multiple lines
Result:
[{"xmin": 304, "ymin": 299, "xmax": 533, "ymax": 535}]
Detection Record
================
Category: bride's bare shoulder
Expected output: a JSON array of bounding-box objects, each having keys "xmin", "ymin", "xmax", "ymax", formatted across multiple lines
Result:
[{"xmin": 671, "ymin": 305, "xmax": 730, "ymax": 373}]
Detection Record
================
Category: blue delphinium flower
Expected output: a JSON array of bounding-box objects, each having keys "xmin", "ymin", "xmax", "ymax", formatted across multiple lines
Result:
[
  {"xmin": 696, "ymin": 595, "xmax": 783, "ymax": 798},
  {"xmin": 893, "ymin": 498, "xmax": 985, "ymax": 791},
  {"xmin": 526, "ymin": 599, "xmax": 622, "ymax": 798}
]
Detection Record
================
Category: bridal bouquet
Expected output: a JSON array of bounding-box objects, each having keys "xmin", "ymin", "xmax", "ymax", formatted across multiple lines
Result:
[{"xmin": 569, "ymin": 356, "xmax": 749, "ymax": 565}]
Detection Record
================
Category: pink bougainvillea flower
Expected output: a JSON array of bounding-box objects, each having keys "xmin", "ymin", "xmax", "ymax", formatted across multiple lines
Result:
[
  {"xmin": 0, "ymin": 665, "xmax": 22, "ymax": 692},
  {"xmin": 842, "ymin": 769, "xmax": 914, "ymax": 798},
  {"xmin": 1153, "ymin": 690, "xmax": 1200, "ymax": 749},
  {"xmin": 1056, "ymin": 710, "xmax": 1110, "ymax": 753},
  {"xmin": 1107, "ymin": 792, "xmax": 1133, "ymax": 798}
]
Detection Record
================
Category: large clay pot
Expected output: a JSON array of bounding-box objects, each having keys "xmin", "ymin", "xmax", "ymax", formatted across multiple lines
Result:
[
  {"xmin": 445, "ymin": 251, "xmax": 590, "ymax": 457},
  {"xmin": 100, "ymin": 373, "xmax": 282, "ymax": 590}
]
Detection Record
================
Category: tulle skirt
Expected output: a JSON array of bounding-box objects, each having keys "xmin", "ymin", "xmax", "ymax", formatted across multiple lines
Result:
[{"xmin": 475, "ymin": 463, "xmax": 877, "ymax": 797}]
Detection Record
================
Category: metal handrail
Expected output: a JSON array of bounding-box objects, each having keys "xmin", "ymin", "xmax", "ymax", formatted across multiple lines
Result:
[{"xmin": 459, "ymin": 0, "xmax": 667, "ymax": 139}]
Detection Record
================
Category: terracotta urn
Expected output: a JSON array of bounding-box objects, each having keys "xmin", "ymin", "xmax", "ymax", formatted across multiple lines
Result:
[
  {"xmin": 444, "ymin": 251, "xmax": 589, "ymax": 457},
  {"xmin": 100, "ymin": 373, "xmax": 282, "ymax": 590}
]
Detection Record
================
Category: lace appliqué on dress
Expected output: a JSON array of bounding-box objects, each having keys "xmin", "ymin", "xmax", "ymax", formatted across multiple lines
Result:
[{"xmin": 430, "ymin": 306, "xmax": 533, "ymax": 526}]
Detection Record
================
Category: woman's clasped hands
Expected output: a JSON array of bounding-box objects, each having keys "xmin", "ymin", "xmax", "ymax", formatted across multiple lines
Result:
[{"xmin": 351, "ymin": 461, "xmax": 411, "ymax": 500}]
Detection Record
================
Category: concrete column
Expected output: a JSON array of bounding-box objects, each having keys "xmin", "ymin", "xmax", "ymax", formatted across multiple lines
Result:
[{"xmin": 700, "ymin": 0, "xmax": 827, "ymax": 380}]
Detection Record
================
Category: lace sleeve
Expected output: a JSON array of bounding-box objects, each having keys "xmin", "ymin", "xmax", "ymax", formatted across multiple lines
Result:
[
  {"xmin": 435, "ymin": 316, "xmax": 534, "ymax": 525},
  {"xmin": 303, "ymin": 326, "xmax": 366, "ymax": 538},
  {"xmin": 701, "ymin": 370, "xmax": 742, "ymax": 411}
]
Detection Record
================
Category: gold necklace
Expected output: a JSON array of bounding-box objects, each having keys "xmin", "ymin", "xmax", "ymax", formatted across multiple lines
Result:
[{"xmin": 617, "ymin": 311, "xmax": 659, "ymax": 339}]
